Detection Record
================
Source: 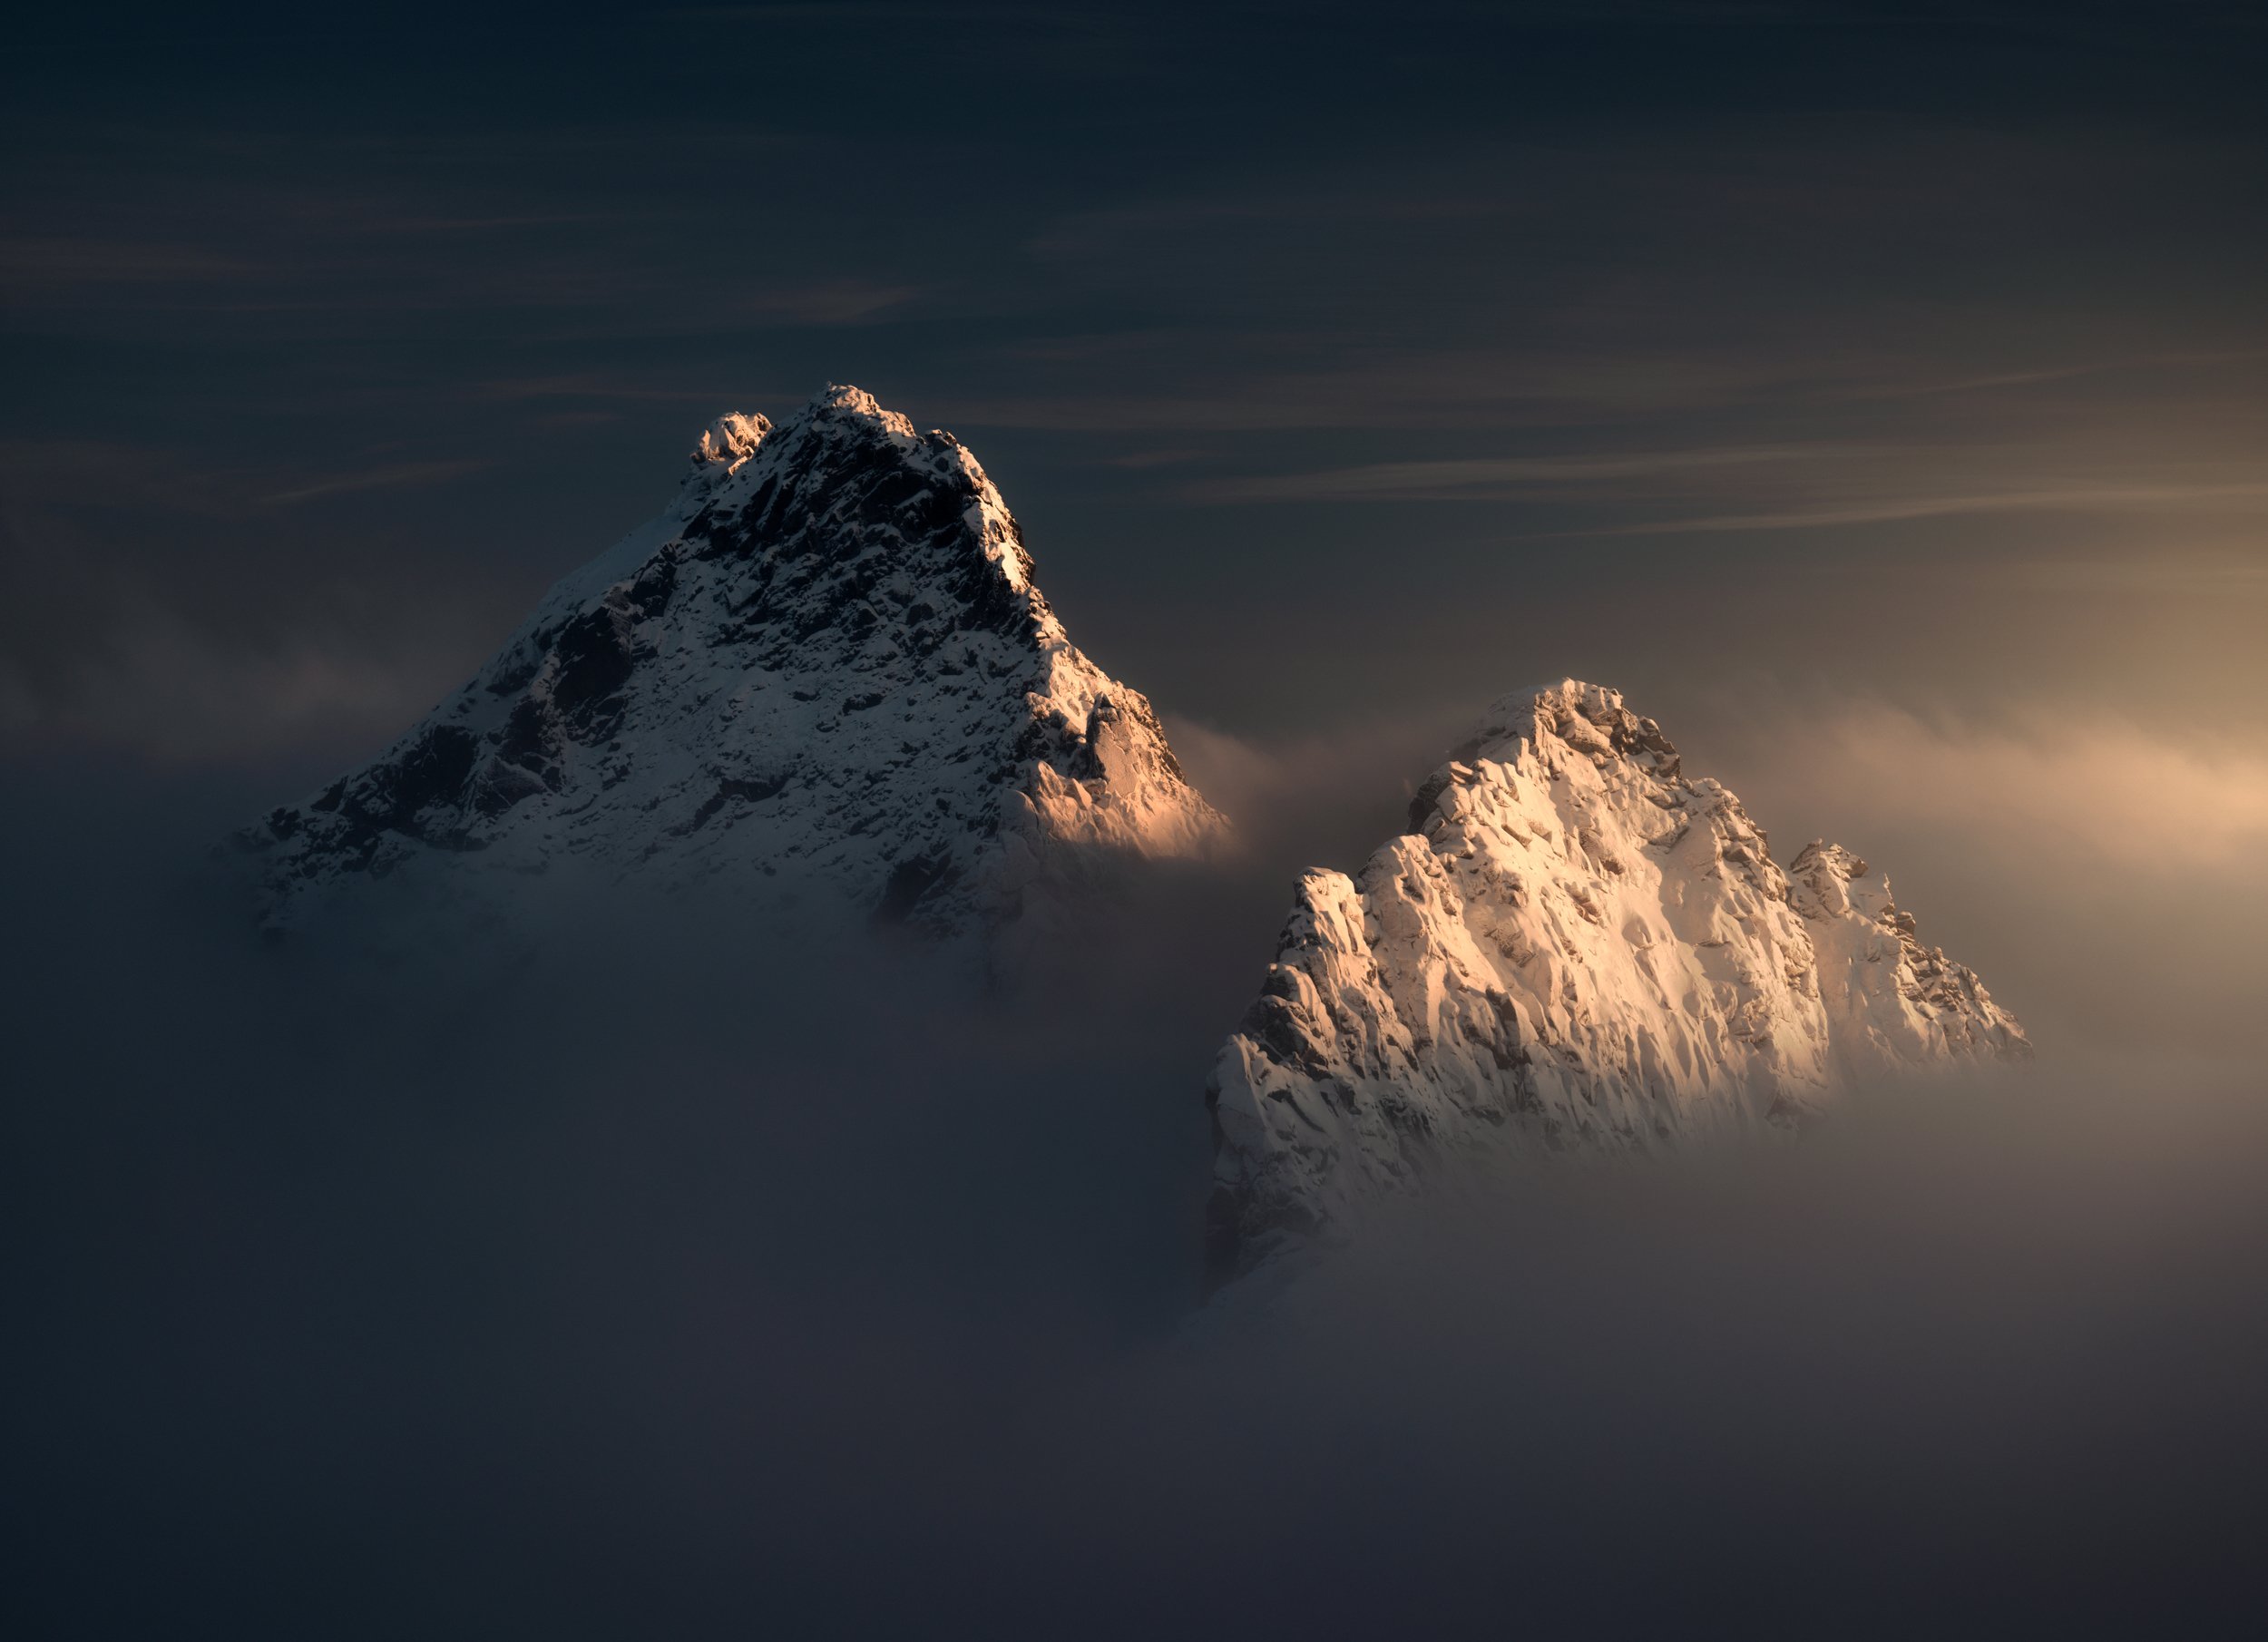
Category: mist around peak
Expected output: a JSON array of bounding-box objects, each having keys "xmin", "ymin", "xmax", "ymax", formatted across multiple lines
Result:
[{"xmin": 6, "ymin": 751, "xmax": 2266, "ymax": 1638}]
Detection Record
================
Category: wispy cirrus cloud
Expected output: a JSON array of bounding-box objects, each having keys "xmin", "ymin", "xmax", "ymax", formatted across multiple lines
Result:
[
  {"xmin": 739, "ymin": 279, "xmax": 920, "ymax": 325},
  {"xmin": 1177, "ymin": 432, "xmax": 2268, "ymax": 533},
  {"xmin": 255, "ymin": 460, "xmax": 494, "ymax": 509},
  {"xmin": 1184, "ymin": 445, "xmax": 1825, "ymax": 503},
  {"xmin": 471, "ymin": 374, "xmax": 758, "ymax": 404},
  {"xmin": 0, "ymin": 439, "xmax": 494, "ymax": 516},
  {"xmin": 1585, "ymin": 482, "xmax": 2268, "ymax": 534},
  {"xmin": 0, "ymin": 235, "xmax": 259, "ymax": 285}
]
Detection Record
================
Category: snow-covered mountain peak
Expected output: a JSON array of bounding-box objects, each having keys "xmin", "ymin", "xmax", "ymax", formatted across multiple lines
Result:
[
  {"xmin": 1207, "ymin": 678, "xmax": 2029, "ymax": 1285},
  {"xmin": 236, "ymin": 386, "xmax": 1226, "ymax": 941},
  {"xmin": 1456, "ymin": 677, "xmax": 1682, "ymax": 774},
  {"xmin": 804, "ymin": 381, "xmax": 918, "ymax": 439},
  {"xmin": 691, "ymin": 411, "xmax": 771, "ymax": 467}
]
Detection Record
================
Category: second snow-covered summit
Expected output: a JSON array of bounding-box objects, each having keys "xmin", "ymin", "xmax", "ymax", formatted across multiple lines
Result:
[{"xmin": 1205, "ymin": 679, "xmax": 2028, "ymax": 1281}]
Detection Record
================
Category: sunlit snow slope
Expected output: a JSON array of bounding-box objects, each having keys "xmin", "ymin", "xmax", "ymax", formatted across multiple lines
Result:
[{"xmin": 1206, "ymin": 679, "xmax": 2028, "ymax": 1281}]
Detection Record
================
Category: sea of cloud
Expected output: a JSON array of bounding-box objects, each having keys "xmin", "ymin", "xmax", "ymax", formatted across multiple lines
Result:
[{"xmin": 5, "ymin": 731, "xmax": 2263, "ymax": 1638}]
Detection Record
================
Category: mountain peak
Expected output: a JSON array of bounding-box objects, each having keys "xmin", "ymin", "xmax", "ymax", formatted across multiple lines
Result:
[
  {"xmin": 1208, "ymin": 677, "xmax": 2027, "ymax": 1285},
  {"xmin": 691, "ymin": 411, "xmax": 770, "ymax": 467},
  {"xmin": 806, "ymin": 382, "xmax": 916, "ymax": 438},
  {"xmin": 1441, "ymin": 677, "xmax": 1684, "ymax": 777},
  {"xmin": 236, "ymin": 387, "xmax": 1225, "ymax": 939},
  {"xmin": 689, "ymin": 386, "xmax": 923, "ymax": 477},
  {"xmin": 1412, "ymin": 677, "xmax": 1684, "ymax": 831}
]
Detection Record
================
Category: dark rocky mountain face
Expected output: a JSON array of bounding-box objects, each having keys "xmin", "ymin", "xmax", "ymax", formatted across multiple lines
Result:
[{"xmin": 235, "ymin": 386, "xmax": 1225, "ymax": 940}]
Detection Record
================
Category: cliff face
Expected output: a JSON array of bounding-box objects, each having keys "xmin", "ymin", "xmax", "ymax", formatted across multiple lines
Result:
[
  {"xmin": 1207, "ymin": 679, "xmax": 2028, "ymax": 1281},
  {"xmin": 234, "ymin": 386, "xmax": 1225, "ymax": 940}
]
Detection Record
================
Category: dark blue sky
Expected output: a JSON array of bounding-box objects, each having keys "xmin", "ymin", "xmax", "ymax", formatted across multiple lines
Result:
[
  {"xmin": 6, "ymin": 1, "xmax": 2262, "ymax": 732},
  {"xmin": 5, "ymin": 0, "xmax": 2266, "ymax": 1041}
]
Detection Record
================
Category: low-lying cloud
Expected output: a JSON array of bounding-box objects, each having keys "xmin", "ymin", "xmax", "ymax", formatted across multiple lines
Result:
[
  {"xmin": 0, "ymin": 610, "xmax": 474, "ymax": 767},
  {"xmin": 1753, "ymin": 699, "xmax": 2268, "ymax": 873},
  {"xmin": 6, "ymin": 765, "xmax": 2263, "ymax": 1638}
]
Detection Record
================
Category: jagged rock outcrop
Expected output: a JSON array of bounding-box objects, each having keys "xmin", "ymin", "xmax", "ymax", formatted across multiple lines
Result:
[
  {"xmin": 1206, "ymin": 679, "xmax": 2028, "ymax": 1282},
  {"xmin": 236, "ymin": 386, "xmax": 1226, "ymax": 938},
  {"xmin": 1787, "ymin": 841, "xmax": 2028, "ymax": 1076}
]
